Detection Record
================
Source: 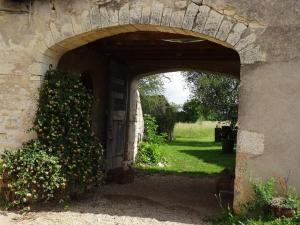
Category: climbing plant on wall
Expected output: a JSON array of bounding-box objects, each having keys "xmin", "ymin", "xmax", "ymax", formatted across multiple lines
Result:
[
  {"xmin": 32, "ymin": 69, "xmax": 104, "ymax": 192},
  {"xmin": 1, "ymin": 69, "xmax": 105, "ymax": 209}
]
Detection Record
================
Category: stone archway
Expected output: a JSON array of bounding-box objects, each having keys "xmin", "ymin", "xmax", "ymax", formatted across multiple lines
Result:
[
  {"xmin": 28, "ymin": 2, "xmax": 265, "ymax": 211},
  {"xmin": 1, "ymin": 0, "xmax": 299, "ymax": 214},
  {"xmin": 33, "ymin": 1, "xmax": 265, "ymax": 74}
]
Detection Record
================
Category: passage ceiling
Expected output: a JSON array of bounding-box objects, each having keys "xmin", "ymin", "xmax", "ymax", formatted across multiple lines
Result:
[{"xmin": 68, "ymin": 31, "xmax": 240, "ymax": 77}]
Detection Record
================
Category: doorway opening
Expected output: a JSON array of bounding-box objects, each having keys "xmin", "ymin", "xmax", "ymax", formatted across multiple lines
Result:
[{"xmin": 56, "ymin": 30, "xmax": 240, "ymax": 220}]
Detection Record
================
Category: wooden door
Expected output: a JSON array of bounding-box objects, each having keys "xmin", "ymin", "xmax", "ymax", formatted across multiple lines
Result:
[{"xmin": 106, "ymin": 61, "xmax": 129, "ymax": 172}]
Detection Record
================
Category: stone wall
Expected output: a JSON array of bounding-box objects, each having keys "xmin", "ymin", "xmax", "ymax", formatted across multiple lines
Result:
[
  {"xmin": 0, "ymin": 0, "xmax": 299, "ymax": 212},
  {"xmin": 0, "ymin": 0, "xmax": 269, "ymax": 152},
  {"xmin": 133, "ymin": 90, "xmax": 144, "ymax": 161},
  {"xmin": 126, "ymin": 80, "xmax": 144, "ymax": 166}
]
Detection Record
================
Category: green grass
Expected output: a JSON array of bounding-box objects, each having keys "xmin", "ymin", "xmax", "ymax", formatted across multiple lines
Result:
[
  {"xmin": 136, "ymin": 121, "xmax": 235, "ymax": 176},
  {"xmin": 214, "ymin": 212, "xmax": 300, "ymax": 225}
]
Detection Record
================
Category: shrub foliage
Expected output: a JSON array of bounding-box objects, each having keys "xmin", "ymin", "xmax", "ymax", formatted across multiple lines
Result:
[
  {"xmin": 215, "ymin": 178, "xmax": 300, "ymax": 225},
  {"xmin": 1, "ymin": 141, "xmax": 66, "ymax": 208},
  {"xmin": 136, "ymin": 114, "xmax": 165, "ymax": 165},
  {"xmin": 0, "ymin": 69, "xmax": 105, "ymax": 208},
  {"xmin": 32, "ymin": 69, "xmax": 104, "ymax": 190},
  {"xmin": 136, "ymin": 142, "xmax": 161, "ymax": 165}
]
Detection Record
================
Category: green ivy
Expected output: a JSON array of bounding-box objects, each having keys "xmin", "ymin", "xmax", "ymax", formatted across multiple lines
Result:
[
  {"xmin": 1, "ymin": 141, "xmax": 66, "ymax": 208},
  {"xmin": 32, "ymin": 69, "xmax": 104, "ymax": 191},
  {"xmin": 0, "ymin": 69, "xmax": 105, "ymax": 208}
]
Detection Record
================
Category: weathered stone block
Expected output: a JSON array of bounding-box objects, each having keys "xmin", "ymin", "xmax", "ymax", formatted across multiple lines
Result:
[
  {"xmin": 175, "ymin": 0, "xmax": 188, "ymax": 9},
  {"xmin": 202, "ymin": 10, "xmax": 224, "ymax": 37},
  {"xmin": 192, "ymin": 5, "xmax": 210, "ymax": 33},
  {"xmin": 226, "ymin": 22, "xmax": 247, "ymax": 46},
  {"xmin": 161, "ymin": 8, "xmax": 173, "ymax": 26},
  {"xmin": 80, "ymin": 10, "xmax": 91, "ymax": 33},
  {"xmin": 238, "ymin": 130, "xmax": 264, "ymax": 155},
  {"xmin": 170, "ymin": 10, "xmax": 185, "ymax": 28},
  {"xmin": 90, "ymin": 6, "xmax": 101, "ymax": 29},
  {"xmin": 71, "ymin": 17, "xmax": 83, "ymax": 35},
  {"xmin": 192, "ymin": 0, "xmax": 202, "ymax": 4},
  {"xmin": 28, "ymin": 62, "xmax": 49, "ymax": 76},
  {"xmin": 60, "ymin": 23, "xmax": 74, "ymax": 39},
  {"xmin": 130, "ymin": 6, "xmax": 142, "ymax": 24},
  {"xmin": 119, "ymin": 3, "xmax": 130, "ymax": 25},
  {"xmin": 240, "ymin": 45, "xmax": 264, "ymax": 64},
  {"xmin": 216, "ymin": 17, "xmax": 234, "ymax": 41},
  {"xmin": 141, "ymin": 6, "xmax": 151, "ymax": 24},
  {"xmin": 50, "ymin": 23, "xmax": 62, "ymax": 43},
  {"xmin": 108, "ymin": 9, "xmax": 119, "ymax": 26},
  {"xmin": 100, "ymin": 7, "xmax": 110, "ymax": 28},
  {"xmin": 182, "ymin": 3, "xmax": 199, "ymax": 30},
  {"xmin": 150, "ymin": 1, "xmax": 164, "ymax": 25},
  {"xmin": 234, "ymin": 33, "xmax": 256, "ymax": 51}
]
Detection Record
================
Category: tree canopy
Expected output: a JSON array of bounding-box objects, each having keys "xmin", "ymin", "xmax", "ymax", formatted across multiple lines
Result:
[
  {"xmin": 137, "ymin": 74, "xmax": 167, "ymax": 96},
  {"xmin": 138, "ymin": 74, "xmax": 176, "ymax": 141},
  {"xmin": 183, "ymin": 71, "xmax": 239, "ymax": 123}
]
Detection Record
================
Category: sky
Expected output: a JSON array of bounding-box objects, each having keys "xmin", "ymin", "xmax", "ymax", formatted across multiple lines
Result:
[{"xmin": 162, "ymin": 72, "xmax": 191, "ymax": 105}]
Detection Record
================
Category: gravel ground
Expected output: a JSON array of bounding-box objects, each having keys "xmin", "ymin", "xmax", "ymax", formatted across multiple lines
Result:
[{"xmin": 0, "ymin": 174, "xmax": 225, "ymax": 225}]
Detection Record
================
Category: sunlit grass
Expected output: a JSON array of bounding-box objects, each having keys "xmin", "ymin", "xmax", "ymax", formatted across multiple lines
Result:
[
  {"xmin": 136, "ymin": 121, "xmax": 235, "ymax": 176},
  {"xmin": 173, "ymin": 121, "xmax": 218, "ymax": 140}
]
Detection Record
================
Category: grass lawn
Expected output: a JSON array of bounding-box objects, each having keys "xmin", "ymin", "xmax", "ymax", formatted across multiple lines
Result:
[{"xmin": 136, "ymin": 121, "xmax": 236, "ymax": 176}]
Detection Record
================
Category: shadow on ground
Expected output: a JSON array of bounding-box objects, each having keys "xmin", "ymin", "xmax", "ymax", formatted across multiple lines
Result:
[
  {"xmin": 26, "ymin": 175, "xmax": 224, "ymax": 225},
  {"xmin": 3, "ymin": 139, "xmax": 234, "ymax": 225},
  {"xmin": 180, "ymin": 149, "xmax": 235, "ymax": 170},
  {"xmin": 168, "ymin": 140, "xmax": 221, "ymax": 148},
  {"xmin": 136, "ymin": 139, "xmax": 235, "ymax": 177}
]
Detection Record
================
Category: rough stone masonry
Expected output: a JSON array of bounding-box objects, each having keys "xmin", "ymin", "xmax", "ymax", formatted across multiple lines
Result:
[{"xmin": 0, "ymin": 0, "xmax": 299, "ymax": 212}]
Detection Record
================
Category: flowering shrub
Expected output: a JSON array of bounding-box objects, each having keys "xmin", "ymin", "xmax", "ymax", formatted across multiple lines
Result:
[
  {"xmin": 1, "ymin": 141, "xmax": 66, "ymax": 208},
  {"xmin": 0, "ymin": 69, "xmax": 105, "ymax": 209},
  {"xmin": 32, "ymin": 69, "xmax": 104, "ymax": 192}
]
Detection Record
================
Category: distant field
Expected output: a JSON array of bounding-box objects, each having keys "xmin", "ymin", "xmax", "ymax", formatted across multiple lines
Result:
[
  {"xmin": 136, "ymin": 121, "xmax": 236, "ymax": 176},
  {"xmin": 173, "ymin": 121, "xmax": 218, "ymax": 140}
]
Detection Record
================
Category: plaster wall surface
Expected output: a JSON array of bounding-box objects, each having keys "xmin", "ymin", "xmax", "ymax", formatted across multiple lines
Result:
[
  {"xmin": 0, "ymin": 0, "xmax": 299, "ymax": 211},
  {"xmin": 234, "ymin": 58, "xmax": 300, "ymax": 210}
]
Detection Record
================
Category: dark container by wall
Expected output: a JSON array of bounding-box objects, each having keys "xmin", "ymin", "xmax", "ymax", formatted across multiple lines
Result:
[{"xmin": 215, "ymin": 127, "xmax": 222, "ymax": 142}]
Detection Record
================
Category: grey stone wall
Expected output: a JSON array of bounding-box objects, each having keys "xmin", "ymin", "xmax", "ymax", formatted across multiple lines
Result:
[
  {"xmin": 126, "ymin": 81, "xmax": 144, "ymax": 166},
  {"xmin": 0, "ymin": 0, "xmax": 299, "ymax": 212}
]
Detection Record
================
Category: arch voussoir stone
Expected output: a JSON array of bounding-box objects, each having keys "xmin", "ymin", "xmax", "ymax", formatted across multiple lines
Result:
[
  {"xmin": 202, "ymin": 9, "xmax": 224, "ymax": 37},
  {"xmin": 216, "ymin": 17, "xmax": 235, "ymax": 41},
  {"xmin": 226, "ymin": 22, "xmax": 248, "ymax": 46},
  {"xmin": 150, "ymin": 1, "xmax": 164, "ymax": 25},
  {"xmin": 119, "ymin": 3, "xmax": 130, "ymax": 25},
  {"xmin": 192, "ymin": 5, "xmax": 210, "ymax": 33},
  {"xmin": 41, "ymin": 1, "xmax": 266, "ymax": 65},
  {"xmin": 130, "ymin": 6, "xmax": 142, "ymax": 24},
  {"xmin": 161, "ymin": 7, "xmax": 173, "ymax": 26},
  {"xmin": 2, "ymin": 0, "xmax": 298, "ymax": 217}
]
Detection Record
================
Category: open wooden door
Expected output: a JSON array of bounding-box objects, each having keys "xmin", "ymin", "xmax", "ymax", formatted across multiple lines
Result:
[{"xmin": 106, "ymin": 60, "xmax": 131, "ymax": 182}]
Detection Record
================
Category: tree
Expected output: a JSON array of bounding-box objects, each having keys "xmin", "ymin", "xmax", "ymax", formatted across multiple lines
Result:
[
  {"xmin": 184, "ymin": 71, "xmax": 239, "ymax": 124},
  {"xmin": 137, "ymin": 75, "xmax": 176, "ymax": 141},
  {"xmin": 177, "ymin": 99, "xmax": 202, "ymax": 123},
  {"xmin": 140, "ymin": 95, "xmax": 176, "ymax": 141},
  {"xmin": 137, "ymin": 74, "xmax": 167, "ymax": 96}
]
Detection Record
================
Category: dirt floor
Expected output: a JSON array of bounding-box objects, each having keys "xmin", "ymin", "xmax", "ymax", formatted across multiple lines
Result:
[{"xmin": 0, "ymin": 174, "xmax": 229, "ymax": 225}]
